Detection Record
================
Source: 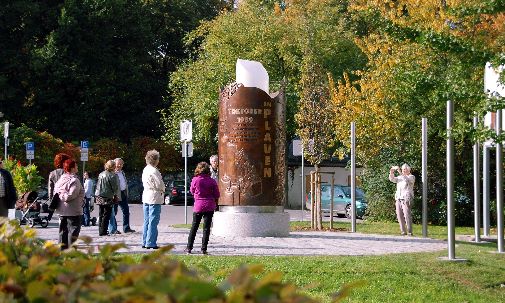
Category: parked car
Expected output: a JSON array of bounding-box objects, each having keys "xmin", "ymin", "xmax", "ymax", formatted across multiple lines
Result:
[
  {"xmin": 127, "ymin": 179, "xmax": 144, "ymax": 204},
  {"xmin": 164, "ymin": 180, "xmax": 194, "ymax": 205},
  {"xmin": 305, "ymin": 184, "xmax": 367, "ymax": 219}
]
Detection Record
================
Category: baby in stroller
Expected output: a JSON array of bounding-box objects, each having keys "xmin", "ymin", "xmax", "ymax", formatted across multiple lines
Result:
[{"xmin": 15, "ymin": 191, "xmax": 50, "ymax": 228}]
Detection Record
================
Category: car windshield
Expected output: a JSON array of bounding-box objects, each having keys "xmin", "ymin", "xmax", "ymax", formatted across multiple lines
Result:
[
  {"xmin": 341, "ymin": 186, "xmax": 365, "ymax": 199},
  {"xmin": 321, "ymin": 185, "xmax": 345, "ymax": 198}
]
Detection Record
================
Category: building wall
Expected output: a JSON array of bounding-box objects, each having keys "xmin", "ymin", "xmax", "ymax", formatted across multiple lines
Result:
[{"xmin": 286, "ymin": 166, "xmax": 363, "ymax": 209}]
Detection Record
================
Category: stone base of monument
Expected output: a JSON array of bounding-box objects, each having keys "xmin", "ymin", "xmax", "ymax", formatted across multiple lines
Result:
[{"xmin": 212, "ymin": 206, "xmax": 290, "ymax": 237}]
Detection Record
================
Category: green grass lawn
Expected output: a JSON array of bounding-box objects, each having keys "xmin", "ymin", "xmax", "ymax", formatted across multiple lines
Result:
[{"xmin": 151, "ymin": 221, "xmax": 505, "ymax": 302}]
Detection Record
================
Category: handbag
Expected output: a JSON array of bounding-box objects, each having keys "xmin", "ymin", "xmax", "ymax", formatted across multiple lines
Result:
[{"xmin": 49, "ymin": 193, "xmax": 61, "ymax": 211}]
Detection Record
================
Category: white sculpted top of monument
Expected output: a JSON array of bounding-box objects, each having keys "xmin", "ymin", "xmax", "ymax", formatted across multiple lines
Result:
[{"xmin": 236, "ymin": 59, "xmax": 269, "ymax": 94}]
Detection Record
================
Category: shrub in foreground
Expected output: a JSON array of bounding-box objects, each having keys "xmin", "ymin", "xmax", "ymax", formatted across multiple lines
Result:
[{"xmin": 0, "ymin": 220, "xmax": 341, "ymax": 302}]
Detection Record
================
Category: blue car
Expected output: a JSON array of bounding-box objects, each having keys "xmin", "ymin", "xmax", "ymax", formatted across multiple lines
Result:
[{"xmin": 305, "ymin": 184, "xmax": 367, "ymax": 219}]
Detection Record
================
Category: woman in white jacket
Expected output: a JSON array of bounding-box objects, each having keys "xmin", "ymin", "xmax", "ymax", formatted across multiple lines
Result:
[
  {"xmin": 54, "ymin": 159, "xmax": 85, "ymax": 250},
  {"xmin": 389, "ymin": 163, "xmax": 415, "ymax": 236},
  {"xmin": 141, "ymin": 150, "xmax": 165, "ymax": 249}
]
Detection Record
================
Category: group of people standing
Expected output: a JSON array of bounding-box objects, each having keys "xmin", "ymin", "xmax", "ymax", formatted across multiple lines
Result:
[
  {"xmin": 46, "ymin": 150, "xmax": 221, "ymax": 254},
  {"xmin": 136, "ymin": 152, "xmax": 220, "ymax": 254},
  {"xmin": 46, "ymin": 153, "xmax": 135, "ymax": 249},
  {"xmin": 93, "ymin": 158, "xmax": 135, "ymax": 236},
  {"xmin": 3, "ymin": 150, "xmax": 417, "ymax": 252}
]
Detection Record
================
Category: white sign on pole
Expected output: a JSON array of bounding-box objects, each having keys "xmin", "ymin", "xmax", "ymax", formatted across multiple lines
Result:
[
  {"xmin": 293, "ymin": 139, "xmax": 302, "ymax": 156},
  {"xmin": 4, "ymin": 122, "xmax": 9, "ymax": 138},
  {"xmin": 182, "ymin": 142, "xmax": 193, "ymax": 157},
  {"xmin": 80, "ymin": 152, "xmax": 89, "ymax": 162},
  {"xmin": 180, "ymin": 120, "xmax": 192, "ymax": 142},
  {"xmin": 80, "ymin": 140, "xmax": 89, "ymax": 161},
  {"xmin": 26, "ymin": 142, "xmax": 35, "ymax": 160}
]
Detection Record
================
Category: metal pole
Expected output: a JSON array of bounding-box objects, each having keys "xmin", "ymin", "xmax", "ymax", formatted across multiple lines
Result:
[
  {"xmin": 422, "ymin": 117, "xmax": 428, "ymax": 237},
  {"xmin": 330, "ymin": 174, "xmax": 334, "ymax": 229},
  {"xmin": 496, "ymin": 110, "xmax": 504, "ymax": 253},
  {"xmin": 184, "ymin": 141, "xmax": 188, "ymax": 224},
  {"xmin": 483, "ymin": 145, "xmax": 491, "ymax": 236},
  {"xmin": 3, "ymin": 121, "xmax": 8, "ymax": 160},
  {"xmin": 310, "ymin": 171, "xmax": 315, "ymax": 229},
  {"xmin": 473, "ymin": 116, "xmax": 481, "ymax": 242},
  {"xmin": 447, "ymin": 100, "xmax": 455, "ymax": 259},
  {"xmin": 351, "ymin": 121, "xmax": 356, "ymax": 233},
  {"xmin": 301, "ymin": 145, "xmax": 305, "ymax": 221}
]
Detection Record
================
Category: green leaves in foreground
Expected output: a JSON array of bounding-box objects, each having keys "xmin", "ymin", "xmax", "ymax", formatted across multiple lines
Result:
[{"xmin": 0, "ymin": 220, "xmax": 353, "ymax": 302}]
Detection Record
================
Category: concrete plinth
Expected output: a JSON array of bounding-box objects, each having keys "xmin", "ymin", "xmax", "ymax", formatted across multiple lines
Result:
[{"xmin": 212, "ymin": 206, "xmax": 290, "ymax": 237}]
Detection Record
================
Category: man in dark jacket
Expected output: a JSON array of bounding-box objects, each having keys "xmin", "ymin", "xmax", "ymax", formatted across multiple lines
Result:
[{"xmin": 0, "ymin": 159, "xmax": 17, "ymax": 217}]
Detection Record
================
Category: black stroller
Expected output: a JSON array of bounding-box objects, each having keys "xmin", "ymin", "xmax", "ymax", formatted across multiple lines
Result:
[{"xmin": 15, "ymin": 191, "xmax": 50, "ymax": 228}]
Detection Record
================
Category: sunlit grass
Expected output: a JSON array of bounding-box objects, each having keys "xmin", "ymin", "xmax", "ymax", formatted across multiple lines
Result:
[
  {"xmin": 289, "ymin": 220, "xmax": 495, "ymax": 240},
  {"xmin": 158, "ymin": 221, "xmax": 504, "ymax": 302}
]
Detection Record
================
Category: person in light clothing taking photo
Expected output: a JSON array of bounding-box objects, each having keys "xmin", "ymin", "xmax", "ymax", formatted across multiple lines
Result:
[{"xmin": 389, "ymin": 163, "xmax": 415, "ymax": 236}]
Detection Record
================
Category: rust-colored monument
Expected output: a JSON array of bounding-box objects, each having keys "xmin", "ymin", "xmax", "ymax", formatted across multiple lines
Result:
[
  {"xmin": 212, "ymin": 59, "xmax": 290, "ymax": 237},
  {"xmin": 217, "ymin": 84, "xmax": 285, "ymax": 206}
]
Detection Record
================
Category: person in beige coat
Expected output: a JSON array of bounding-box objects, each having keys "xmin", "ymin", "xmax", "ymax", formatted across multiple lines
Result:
[
  {"xmin": 54, "ymin": 159, "xmax": 85, "ymax": 250},
  {"xmin": 141, "ymin": 150, "xmax": 165, "ymax": 249},
  {"xmin": 389, "ymin": 163, "xmax": 415, "ymax": 236}
]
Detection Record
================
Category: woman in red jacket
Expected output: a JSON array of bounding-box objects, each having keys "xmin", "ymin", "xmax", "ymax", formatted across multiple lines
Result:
[{"xmin": 185, "ymin": 162, "xmax": 220, "ymax": 255}]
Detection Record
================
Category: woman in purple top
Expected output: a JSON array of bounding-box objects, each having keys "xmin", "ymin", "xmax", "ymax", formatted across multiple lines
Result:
[{"xmin": 185, "ymin": 162, "xmax": 220, "ymax": 255}]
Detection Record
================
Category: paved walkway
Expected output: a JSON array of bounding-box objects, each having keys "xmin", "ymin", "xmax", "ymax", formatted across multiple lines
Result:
[{"xmin": 31, "ymin": 205, "xmax": 447, "ymax": 256}]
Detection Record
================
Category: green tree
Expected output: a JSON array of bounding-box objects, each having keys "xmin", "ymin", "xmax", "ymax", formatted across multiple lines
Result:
[
  {"xmin": 0, "ymin": 0, "xmax": 62, "ymax": 125},
  {"xmin": 328, "ymin": 0, "xmax": 502, "ymax": 223},
  {"xmin": 1, "ymin": 0, "xmax": 230, "ymax": 142},
  {"xmin": 3, "ymin": 159, "xmax": 43, "ymax": 196},
  {"xmin": 295, "ymin": 58, "xmax": 334, "ymax": 230},
  {"xmin": 161, "ymin": 0, "xmax": 366, "ymax": 157}
]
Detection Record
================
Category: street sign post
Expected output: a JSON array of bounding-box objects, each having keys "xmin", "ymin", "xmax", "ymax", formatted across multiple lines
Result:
[
  {"xmin": 26, "ymin": 141, "xmax": 35, "ymax": 164},
  {"xmin": 3, "ymin": 121, "xmax": 8, "ymax": 160},
  {"xmin": 3, "ymin": 122, "xmax": 8, "ymax": 138},
  {"xmin": 180, "ymin": 120, "xmax": 193, "ymax": 224},
  {"xmin": 180, "ymin": 120, "xmax": 192, "ymax": 142},
  {"xmin": 181, "ymin": 142, "xmax": 193, "ymax": 157},
  {"xmin": 80, "ymin": 141, "xmax": 89, "ymax": 176}
]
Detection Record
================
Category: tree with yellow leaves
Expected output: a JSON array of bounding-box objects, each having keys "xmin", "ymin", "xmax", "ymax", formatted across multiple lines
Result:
[
  {"xmin": 295, "ymin": 57, "xmax": 335, "ymax": 230},
  {"xmin": 329, "ymin": 0, "xmax": 499, "ymax": 222}
]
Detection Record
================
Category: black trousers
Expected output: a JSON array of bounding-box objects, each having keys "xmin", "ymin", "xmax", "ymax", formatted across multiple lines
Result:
[
  {"xmin": 98, "ymin": 205, "xmax": 113, "ymax": 236},
  {"xmin": 59, "ymin": 216, "xmax": 82, "ymax": 250},
  {"xmin": 186, "ymin": 211, "xmax": 214, "ymax": 252},
  {"xmin": 0, "ymin": 197, "xmax": 8, "ymax": 217}
]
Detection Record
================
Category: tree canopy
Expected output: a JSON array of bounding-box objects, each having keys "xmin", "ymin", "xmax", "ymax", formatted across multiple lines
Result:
[
  {"xmin": 328, "ymin": 0, "xmax": 505, "ymax": 221},
  {"xmin": 1, "ymin": 0, "xmax": 230, "ymax": 142},
  {"xmin": 161, "ymin": 0, "xmax": 367, "ymax": 155}
]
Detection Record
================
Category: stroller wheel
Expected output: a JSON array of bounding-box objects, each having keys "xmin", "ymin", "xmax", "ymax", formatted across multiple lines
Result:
[
  {"xmin": 40, "ymin": 218, "xmax": 49, "ymax": 228},
  {"xmin": 28, "ymin": 218, "xmax": 36, "ymax": 228}
]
